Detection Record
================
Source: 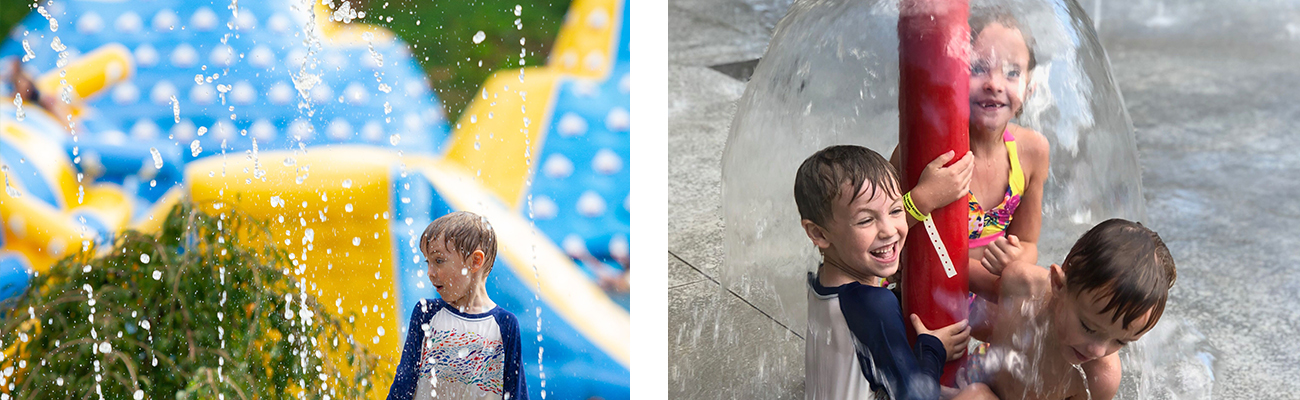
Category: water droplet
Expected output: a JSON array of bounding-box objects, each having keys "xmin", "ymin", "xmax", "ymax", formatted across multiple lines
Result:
[
  {"xmin": 377, "ymin": 327, "xmax": 385, "ymax": 336},
  {"xmin": 134, "ymin": 390, "xmax": 144, "ymax": 400},
  {"xmin": 190, "ymin": 140, "xmax": 202, "ymax": 157},
  {"xmin": 170, "ymin": 95, "xmax": 180, "ymax": 122},
  {"xmin": 149, "ymin": 148, "xmax": 163, "ymax": 169},
  {"xmin": 458, "ymin": 347, "xmax": 470, "ymax": 358},
  {"xmin": 472, "ymin": 31, "xmax": 486, "ymax": 44},
  {"xmin": 352, "ymin": 237, "xmax": 361, "ymax": 246},
  {"xmin": 140, "ymin": 254, "xmax": 150, "ymax": 264},
  {"xmin": 283, "ymin": 157, "xmax": 296, "ymax": 166},
  {"xmin": 389, "ymin": 134, "xmax": 401, "ymax": 145},
  {"xmin": 14, "ymin": 93, "xmax": 24, "ymax": 121},
  {"xmin": 345, "ymin": 203, "xmax": 354, "ymax": 212},
  {"xmin": 342, "ymin": 179, "xmax": 353, "ymax": 189},
  {"xmin": 152, "ymin": 270, "xmax": 162, "ymax": 280}
]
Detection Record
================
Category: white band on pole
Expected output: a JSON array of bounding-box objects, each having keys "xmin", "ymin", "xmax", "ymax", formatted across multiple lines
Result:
[{"xmin": 923, "ymin": 218, "xmax": 957, "ymax": 278}]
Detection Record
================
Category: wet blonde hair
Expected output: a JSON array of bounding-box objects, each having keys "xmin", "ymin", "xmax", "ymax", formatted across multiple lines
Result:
[{"xmin": 420, "ymin": 211, "xmax": 498, "ymax": 275}]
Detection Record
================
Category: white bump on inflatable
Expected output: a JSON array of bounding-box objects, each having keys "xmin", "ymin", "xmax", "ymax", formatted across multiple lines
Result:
[
  {"xmin": 543, "ymin": 154, "xmax": 575, "ymax": 178},
  {"xmin": 268, "ymin": 14, "xmax": 292, "ymax": 34},
  {"xmin": 405, "ymin": 80, "xmax": 427, "ymax": 96},
  {"xmin": 557, "ymin": 113, "xmax": 588, "ymax": 137},
  {"xmin": 592, "ymin": 148, "xmax": 623, "ymax": 175},
  {"xmin": 327, "ymin": 118, "xmax": 353, "ymax": 140},
  {"xmin": 105, "ymin": 61, "xmax": 124, "ymax": 81},
  {"xmin": 619, "ymin": 73, "xmax": 630, "ymax": 94},
  {"xmin": 77, "ymin": 12, "xmax": 104, "ymax": 34},
  {"xmin": 130, "ymin": 119, "xmax": 160, "ymax": 140},
  {"xmin": 171, "ymin": 119, "xmax": 197, "ymax": 141},
  {"xmin": 310, "ymin": 83, "xmax": 333, "ymax": 103},
  {"xmin": 562, "ymin": 234, "xmax": 590, "ymax": 258},
  {"xmin": 234, "ymin": 10, "xmax": 258, "ymax": 30},
  {"xmin": 286, "ymin": 48, "xmax": 309, "ymax": 68},
  {"xmin": 573, "ymin": 81, "xmax": 600, "ymax": 97},
  {"xmin": 268, "ymin": 82, "xmax": 294, "ymax": 105},
  {"xmin": 584, "ymin": 51, "xmax": 606, "ymax": 72},
  {"xmin": 191, "ymin": 8, "xmax": 219, "ymax": 31},
  {"xmin": 231, "ymin": 81, "xmax": 256, "ymax": 105},
  {"xmin": 404, "ymin": 112, "xmax": 422, "ymax": 131},
  {"xmin": 423, "ymin": 107, "xmax": 445, "ymax": 123},
  {"xmin": 149, "ymin": 81, "xmax": 177, "ymax": 104},
  {"xmin": 134, "ymin": 43, "xmax": 159, "ymax": 67},
  {"xmin": 362, "ymin": 121, "xmax": 385, "ymax": 143},
  {"xmin": 577, "ymin": 191, "xmax": 607, "ymax": 217},
  {"xmin": 152, "ymin": 9, "xmax": 180, "ymax": 32},
  {"xmin": 533, "ymin": 196, "xmax": 559, "ymax": 220},
  {"xmin": 560, "ymin": 50, "xmax": 579, "ymax": 69},
  {"xmin": 116, "ymin": 11, "xmax": 143, "ymax": 33},
  {"xmin": 189, "ymin": 84, "xmax": 216, "ymax": 105},
  {"xmin": 361, "ymin": 51, "xmax": 382, "ymax": 69},
  {"xmin": 7, "ymin": 214, "xmax": 26, "ymax": 240},
  {"xmin": 209, "ymin": 45, "xmax": 236, "ymax": 67},
  {"xmin": 170, "ymin": 44, "xmax": 198, "ymax": 68},
  {"xmin": 211, "ymin": 121, "xmax": 236, "ymax": 140},
  {"xmin": 251, "ymin": 119, "xmax": 277, "ymax": 141},
  {"xmin": 344, "ymin": 82, "xmax": 369, "ymax": 105},
  {"xmin": 587, "ymin": 8, "xmax": 610, "ymax": 30},
  {"xmin": 249, "ymin": 45, "xmax": 276, "ymax": 68},
  {"xmin": 101, "ymin": 129, "xmax": 129, "ymax": 146},
  {"xmin": 325, "ymin": 52, "xmax": 348, "ymax": 69},
  {"xmin": 112, "ymin": 82, "xmax": 139, "ymax": 105},
  {"xmin": 605, "ymin": 107, "xmax": 630, "ymax": 132},
  {"xmin": 289, "ymin": 119, "xmax": 314, "ymax": 141},
  {"xmin": 609, "ymin": 235, "xmax": 629, "ymax": 259}
]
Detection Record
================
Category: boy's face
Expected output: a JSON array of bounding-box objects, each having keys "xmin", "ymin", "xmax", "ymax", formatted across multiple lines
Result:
[
  {"xmin": 810, "ymin": 181, "xmax": 908, "ymax": 280},
  {"xmin": 969, "ymin": 22, "xmax": 1032, "ymax": 132},
  {"xmin": 425, "ymin": 236, "xmax": 485, "ymax": 308},
  {"xmin": 1049, "ymin": 265, "xmax": 1153, "ymax": 365}
]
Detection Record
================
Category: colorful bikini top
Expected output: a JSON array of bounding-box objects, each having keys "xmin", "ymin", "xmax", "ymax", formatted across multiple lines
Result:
[{"xmin": 968, "ymin": 129, "xmax": 1025, "ymax": 248}]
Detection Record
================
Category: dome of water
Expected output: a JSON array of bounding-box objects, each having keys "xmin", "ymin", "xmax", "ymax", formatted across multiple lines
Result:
[{"xmin": 721, "ymin": 0, "xmax": 1144, "ymax": 376}]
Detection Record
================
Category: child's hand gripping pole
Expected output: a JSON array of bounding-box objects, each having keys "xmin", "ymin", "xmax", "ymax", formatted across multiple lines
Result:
[{"xmin": 898, "ymin": 0, "xmax": 971, "ymax": 386}]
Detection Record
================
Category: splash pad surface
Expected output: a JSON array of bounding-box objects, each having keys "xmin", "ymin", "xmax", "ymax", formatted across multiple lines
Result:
[{"xmin": 670, "ymin": 0, "xmax": 1300, "ymax": 398}]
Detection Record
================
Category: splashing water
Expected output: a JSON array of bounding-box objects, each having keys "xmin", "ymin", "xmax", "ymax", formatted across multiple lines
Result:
[
  {"xmin": 472, "ymin": 31, "xmax": 487, "ymax": 44},
  {"xmin": 149, "ymin": 147, "xmax": 163, "ymax": 169},
  {"xmin": 14, "ymin": 93, "xmax": 23, "ymax": 121}
]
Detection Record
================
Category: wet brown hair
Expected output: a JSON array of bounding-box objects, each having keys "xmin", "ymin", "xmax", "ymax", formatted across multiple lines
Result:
[
  {"xmin": 420, "ymin": 211, "xmax": 499, "ymax": 275},
  {"xmin": 1061, "ymin": 219, "xmax": 1177, "ymax": 334},
  {"xmin": 970, "ymin": 10, "xmax": 1037, "ymax": 71},
  {"xmin": 794, "ymin": 145, "xmax": 899, "ymax": 227}
]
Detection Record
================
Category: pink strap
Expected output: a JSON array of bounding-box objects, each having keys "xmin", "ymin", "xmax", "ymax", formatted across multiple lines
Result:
[
  {"xmin": 1002, "ymin": 129, "xmax": 1014, "ymax": 142},
  {"xmin": 968, "ymin": 231, "xmax": 1005, "ymax": 248}
]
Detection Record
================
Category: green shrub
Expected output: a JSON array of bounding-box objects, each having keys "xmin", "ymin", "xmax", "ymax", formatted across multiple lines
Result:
[{"xmin": 0, "ymin": 202, "xmax": 385, "ymax": 399}]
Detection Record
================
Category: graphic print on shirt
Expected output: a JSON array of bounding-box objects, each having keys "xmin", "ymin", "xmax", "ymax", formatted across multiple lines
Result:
[{"xmin": 418, "ymin": 328, "xmax": 507, "ymax": 395}]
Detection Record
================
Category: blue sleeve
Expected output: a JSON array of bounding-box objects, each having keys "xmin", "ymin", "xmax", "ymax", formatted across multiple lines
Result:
[
  {"xmin": 387, "ymin": 300, "xmax": 435, "ymax": 400},
  {"xmin": 497, "ymin": 311, "xmax": 529, "ymax": 400},
  {"xmin": 838, "ymin": 283, "xmax": 946, "ymax": 400}
]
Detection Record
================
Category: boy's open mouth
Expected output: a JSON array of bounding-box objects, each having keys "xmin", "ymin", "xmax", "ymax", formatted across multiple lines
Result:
[{"xmin": 869, "ymin": 241, "xmax": 899, "ymax": 263}]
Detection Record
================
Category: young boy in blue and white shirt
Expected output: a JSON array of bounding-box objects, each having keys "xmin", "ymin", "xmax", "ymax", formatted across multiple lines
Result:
[
  {"xmin": 387, "ymin": 211, "xmax": 528, "ymax": 400},
  {"xmin": 797, "ymin": 145, "xmax": 971, "ymax": 400}
]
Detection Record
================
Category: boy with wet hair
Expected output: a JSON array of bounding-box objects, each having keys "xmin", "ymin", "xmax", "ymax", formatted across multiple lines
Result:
[
  {"xmin": 798, "ymin": 145, "xmax": 971, "ymax": 400},
  {"xmin": 955, "ymin": 218, "xmax": 1177, "ymax": 400},
  {"xmin": 387, "ymin": 211, "xmax": 528, "ymax": 400}
]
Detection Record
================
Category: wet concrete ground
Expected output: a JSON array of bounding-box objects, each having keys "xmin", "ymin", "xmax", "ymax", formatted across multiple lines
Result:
[{"xmin": 668, "ymin": 0, "xmax": 1300, "ymax": 398}]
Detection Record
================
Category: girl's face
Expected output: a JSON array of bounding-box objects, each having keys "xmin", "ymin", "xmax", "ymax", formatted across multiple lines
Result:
[{"xmin": 969, "ymin": 23, "xmax": 1032, "ymax": 133}]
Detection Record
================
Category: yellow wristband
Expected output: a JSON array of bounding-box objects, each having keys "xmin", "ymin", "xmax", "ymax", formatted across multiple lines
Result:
[{"xmin": 903, "ymin": 192, "xmax": 929, "ymax": 221}]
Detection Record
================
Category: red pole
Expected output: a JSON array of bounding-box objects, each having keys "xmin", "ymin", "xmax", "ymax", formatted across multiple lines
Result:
[{"xmin": 898, "ymin": 0, "xmax": 970, "ymax": 386}]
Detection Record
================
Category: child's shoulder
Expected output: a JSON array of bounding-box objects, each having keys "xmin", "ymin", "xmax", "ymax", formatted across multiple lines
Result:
[
  {"xmin": 1009, "ymin": 124, "xmax": 1050, "ymax": 169},
  {"xmin": 837, "ymin": 282, "xmax": 902, "ymax": 318}
]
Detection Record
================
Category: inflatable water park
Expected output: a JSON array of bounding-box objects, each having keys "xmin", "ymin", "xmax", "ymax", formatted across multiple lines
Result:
[{"xmin": 0, "ymin": 0, "xmax": 630, "ymax": 398}]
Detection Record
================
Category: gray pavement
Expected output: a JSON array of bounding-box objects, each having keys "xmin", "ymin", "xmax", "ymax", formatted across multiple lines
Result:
[{"xmin": 668, "ymin": 0, "xmax": 1300, "ymax": 398}]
